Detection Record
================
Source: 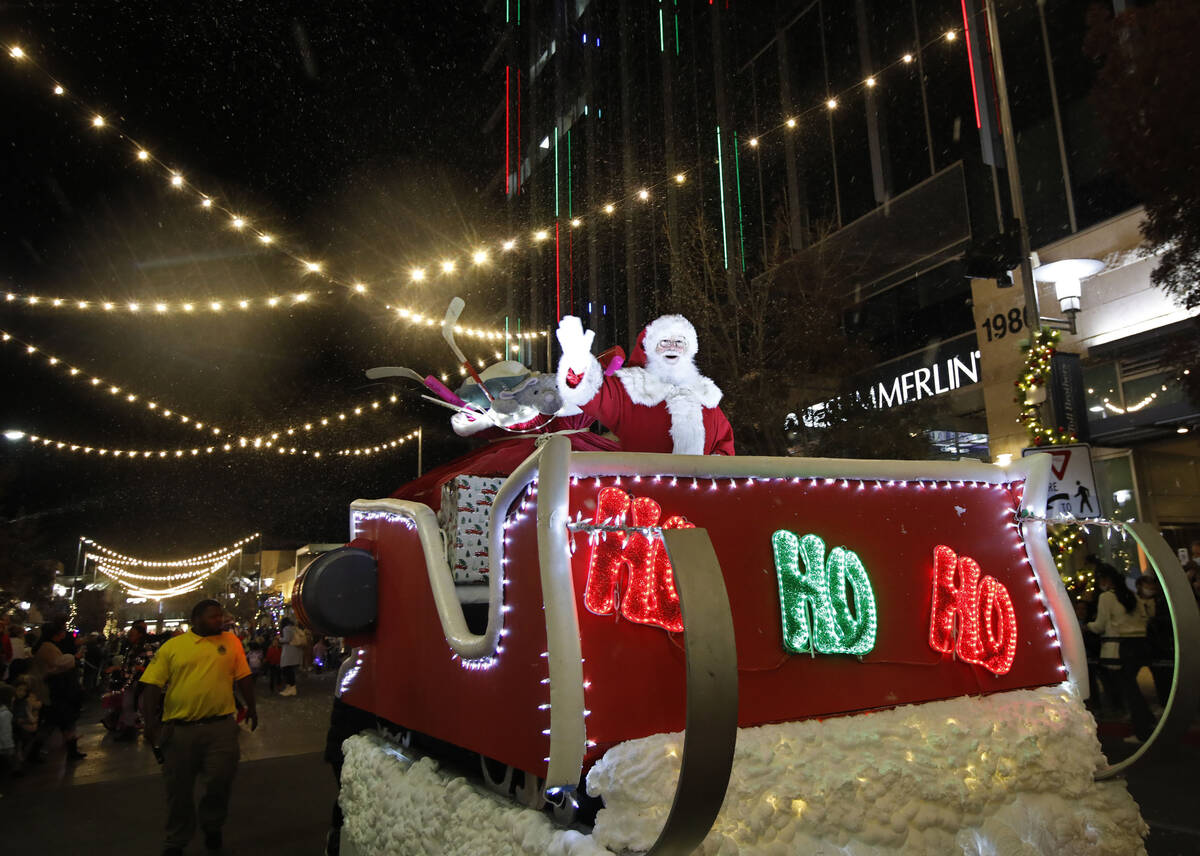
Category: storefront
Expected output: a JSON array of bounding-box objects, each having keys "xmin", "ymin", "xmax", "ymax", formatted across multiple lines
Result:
[{"xmin": 973, "ymin": 208, "xmax": 1200, "ymax": 566}]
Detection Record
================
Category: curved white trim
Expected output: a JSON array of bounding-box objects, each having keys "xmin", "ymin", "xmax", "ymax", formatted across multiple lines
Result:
[
  {"xmin": 349, "ymin": 443, "xmax": 543, "ymax": 662},
  {"xmin": 534, "ymin": 435, "xmax": 587, "ymax": 788},
  {"xmin": 349, "ymin": 438, "xmax": 586, "ymax": 789},
  {"xmin": 569, "ymin": 452, "xmax": 1021, "ymax": 483},
  {"xmin": 1008, "ymin": 453, "xmax": 1089, "ymax": 695}
]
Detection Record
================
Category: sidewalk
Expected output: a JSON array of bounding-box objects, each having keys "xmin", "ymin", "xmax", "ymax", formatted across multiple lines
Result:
[{"xmin": 4, "ymin": 670, "xmax": 339, "ymax": 854}]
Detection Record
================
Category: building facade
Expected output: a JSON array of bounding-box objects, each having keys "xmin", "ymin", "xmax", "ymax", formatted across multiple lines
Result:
[{"xmin": 484, "ymin": 1, "xmax": 1198, "ymax": 554}]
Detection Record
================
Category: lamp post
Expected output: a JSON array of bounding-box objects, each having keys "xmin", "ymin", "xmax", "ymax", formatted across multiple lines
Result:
[
  {"xmin": 981, "ymin": 0, "xmax": 1101, "ymax": 337},
  {"xmin": 1031, "ymin": 258, "xmax": 1105, "ymax": 334}
]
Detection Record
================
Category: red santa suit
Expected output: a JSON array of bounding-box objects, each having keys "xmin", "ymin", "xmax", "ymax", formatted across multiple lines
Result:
[{"xmin": 555, "ymin": 314, "xmax": 735, "ymax": 455}]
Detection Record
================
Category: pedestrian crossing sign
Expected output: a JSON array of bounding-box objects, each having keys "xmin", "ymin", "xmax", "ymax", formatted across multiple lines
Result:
[{"xmin": 1021, "ymin": 443, "xmax": 1100, "ymax": 520}]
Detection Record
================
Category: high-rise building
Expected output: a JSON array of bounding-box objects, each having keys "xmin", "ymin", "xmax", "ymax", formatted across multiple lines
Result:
[{"xmin": 484, "ymin": 1, "xmax": 1198, "ymax": 553}]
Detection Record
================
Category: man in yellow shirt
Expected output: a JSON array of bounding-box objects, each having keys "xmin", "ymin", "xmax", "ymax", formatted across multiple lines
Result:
[{"xmin": 141, "ymin": 599, "xmax": 258, "ymax": 856}]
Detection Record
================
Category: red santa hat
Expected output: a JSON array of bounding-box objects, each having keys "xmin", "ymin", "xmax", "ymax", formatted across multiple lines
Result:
[{"xmin": 626, "ymin": 314, "xmax": 699, "ymax": 369}]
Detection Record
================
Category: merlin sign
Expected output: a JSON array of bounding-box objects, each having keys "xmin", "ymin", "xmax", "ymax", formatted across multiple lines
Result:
[{"xmin": 786, "ymin": 335, "xmax": 982, "ymax": 430}]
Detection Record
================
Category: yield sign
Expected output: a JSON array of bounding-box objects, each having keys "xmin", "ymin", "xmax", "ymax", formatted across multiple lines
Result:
[
  {"xmin": 1045, "ymin": 449, "xmax": 1071, "ymax": 480},
  {"xmin": 1022, "ymin": 443, "xmax": 1099, "ymax": 519}
]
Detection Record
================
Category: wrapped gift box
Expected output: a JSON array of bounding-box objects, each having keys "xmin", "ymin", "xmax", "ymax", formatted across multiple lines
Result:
[{"xmin": 437, "ymin": 475, "xmax": 504, "ymax": 584}]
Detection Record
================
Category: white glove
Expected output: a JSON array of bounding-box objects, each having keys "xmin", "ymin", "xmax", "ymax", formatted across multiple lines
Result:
[
  {"xmin": 556, "ymin": 316, "xmax": 595, "ymax": 363},
  {"xmin": 555, "ymin": 316, "xmax": 602, "ymax": 406}
]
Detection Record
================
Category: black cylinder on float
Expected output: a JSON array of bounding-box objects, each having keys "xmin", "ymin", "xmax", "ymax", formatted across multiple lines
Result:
[{"xmin": 293, "ymin": 547, "xmax": 377, "ymax": 637}]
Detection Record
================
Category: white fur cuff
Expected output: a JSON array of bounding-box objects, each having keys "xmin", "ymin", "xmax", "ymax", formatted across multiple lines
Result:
[{"xmin": 556, "ymin": 351, "xmax": 603, "ymax": 409}]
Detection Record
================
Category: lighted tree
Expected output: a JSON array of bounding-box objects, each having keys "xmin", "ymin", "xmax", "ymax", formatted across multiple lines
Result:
[
  {"xmin": 1086, "ymin": 1, "xmax": 1200, "ymax": 400},
  {"xmin": 662, "ymin": 210, "xmax": 934, "ymax": 458}
]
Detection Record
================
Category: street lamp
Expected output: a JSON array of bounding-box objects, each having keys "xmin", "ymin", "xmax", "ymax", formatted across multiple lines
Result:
[{"xmin": 1032, "ymin": 257, "xmax": 1104, "ymax": 334}]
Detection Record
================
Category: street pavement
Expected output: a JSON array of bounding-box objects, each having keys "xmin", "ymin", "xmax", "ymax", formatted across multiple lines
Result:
[
  {"xmin": 2, "ymin": 666, "xmax": 1197, "ymax": 855},
  {"xmin": 1098, "ymin": 720, "xmax": 1200, "ymax": 856},
  {"xmin": 2, "ymin": 669, "xmax": 338, "ymax": 855}
]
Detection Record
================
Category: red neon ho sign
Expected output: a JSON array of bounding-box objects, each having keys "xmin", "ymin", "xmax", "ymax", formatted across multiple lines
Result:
[{"xmin": 582, "ymin": 489, "xmax": 1019, "ymax": 676}]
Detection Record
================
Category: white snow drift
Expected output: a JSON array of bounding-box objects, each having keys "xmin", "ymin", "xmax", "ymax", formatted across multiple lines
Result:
[{"xmin": 340, "ymin": 683, "xmax": 1146, "ymax": 855}]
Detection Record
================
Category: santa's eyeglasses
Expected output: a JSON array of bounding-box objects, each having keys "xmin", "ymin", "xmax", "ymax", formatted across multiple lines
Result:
[{"xmin": 655, "ymin": 338, "xmax": 688, "ymax": 352}]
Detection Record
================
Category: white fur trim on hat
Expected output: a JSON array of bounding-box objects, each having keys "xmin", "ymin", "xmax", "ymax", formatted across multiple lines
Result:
[{"xmin": 642, "ymin": 315, "xmax": 699, "ymax": 360}]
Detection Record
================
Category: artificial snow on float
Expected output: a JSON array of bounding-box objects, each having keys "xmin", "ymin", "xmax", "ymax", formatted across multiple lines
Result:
[
  {"xmin": 339, "ymin": 733, "xmax": 608, "ymax": 856},
  {"xmin": 339, "ymin": 683, "xmax": 1146, "ymax": 856}
]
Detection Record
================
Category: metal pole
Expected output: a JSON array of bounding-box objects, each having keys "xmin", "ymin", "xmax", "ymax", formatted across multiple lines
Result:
[
  {"xmin": 982, "ymin": 0, "xmax": 1040, "ymax": 324},
  {"xmin": 417, "ymin": 427, "xmax": 423, "ymax": 477},
  {"xmin": 818, "ymin": 1, "xmax": 843, "ymax": 228},
  {"xmin": 910, "ymin": 0, "xmax": 937, "ymax": 176},
  {"xmin": 71, "ymin": 536, "xmax": 83, "ymax": 604},
  {"xmin": 1036, "ymin": 0, "xmax": 1078, "ymax": 234}
]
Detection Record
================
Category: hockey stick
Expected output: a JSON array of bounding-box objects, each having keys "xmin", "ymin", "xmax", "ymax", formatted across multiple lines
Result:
[
  {"xmin": 365, "ymin": 366, "xmax": 469, "ymax": 408},
  {"xmin": 442, "ymin": 297, "xmax": 493, "ymax": 401}
]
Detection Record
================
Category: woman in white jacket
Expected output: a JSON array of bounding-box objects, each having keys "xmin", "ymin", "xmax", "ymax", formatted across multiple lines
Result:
[
  {"xmin": 1088, "ymin": 565, "xmax": 1153, "ymax": 744},
  {"xmin": 278, "ymin": 618, "xmax": 302, "ymax": 697}
]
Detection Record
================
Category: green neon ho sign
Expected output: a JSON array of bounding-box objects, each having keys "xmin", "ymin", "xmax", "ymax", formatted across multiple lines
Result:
[{"xmin": 772, "ymin": 530, "xmax": 879, "ymax": 656}]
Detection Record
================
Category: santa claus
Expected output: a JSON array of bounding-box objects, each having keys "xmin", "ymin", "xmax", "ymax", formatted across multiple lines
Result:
[{"xmin": 555, "ymin": 314, "xmax": 735, "ymax": 455}]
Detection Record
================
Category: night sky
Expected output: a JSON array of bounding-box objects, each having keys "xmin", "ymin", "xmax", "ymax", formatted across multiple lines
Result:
[{"xmin": 0, "ymin": 3, "xmax": 511, "ymax": 562}]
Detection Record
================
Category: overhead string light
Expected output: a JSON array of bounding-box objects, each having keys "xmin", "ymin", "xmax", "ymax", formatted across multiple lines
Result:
[
  {"xmin": 2, "ymin": 31, "xmax": 961, "ymax": 336},
  {"xmin": 89, "ymin": 552, "xmax": 240, "ymax": 579},
  {"xmin": 2, "ymin": 427, "xmax": 326, "ymax": 459},
  {"xmin": 334, "ymin": 430, "xmax": 421, "ymax": 457},
  {"xmin": 2, "ymin": 288, "xmax": 321, "ymax": 314},
  {"xmin": 1, "ymin": 44, "xmax": 544, "ymax": 344},
  {"xmin": 0, "ymin": 327, "xmax": 416, "ymax": 443},
  {"xmin": 4, "ymin": 424, "xmax": 427, "ymax": 462},
  {"xmin": 94, "ymin": 560, "xmax": 232, "ymax": 600},
  {"xmin": 81, "ymin": 532, "xmax": 259, "ymax": 567},
  {"xmin": 501, "ymin": 25, "xmax": 965, "ymax": 236}
]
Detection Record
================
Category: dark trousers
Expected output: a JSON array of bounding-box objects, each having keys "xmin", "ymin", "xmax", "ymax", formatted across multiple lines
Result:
[
  {"xmin": 160, "ymin": 717, "xmax": 240, "ymax": 849},
  {"xmin": 282, "ymin": 665, "xmax": 297, "ymax": 687},
  {"xmin": 1119, "ymin": 638, "xmax": 1155, "ymax": 741},
  {"xmin": 268, "ymin": 665, "xmax": 281, "ymax": 691}
]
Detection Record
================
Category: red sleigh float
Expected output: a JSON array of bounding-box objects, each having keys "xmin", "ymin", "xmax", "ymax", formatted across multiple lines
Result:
[{"xmin": 294, "ymin": 434, "xmax": 1199, "ymax": 852}]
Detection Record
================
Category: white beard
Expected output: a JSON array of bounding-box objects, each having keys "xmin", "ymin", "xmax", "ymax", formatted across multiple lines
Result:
[
  {"xmin": 645, "ymin": 350, "xmax": 702, "ymax": 387},
  {"xmin": 616, "ymin": 356, "xmax": 723, "ymax": 455}
]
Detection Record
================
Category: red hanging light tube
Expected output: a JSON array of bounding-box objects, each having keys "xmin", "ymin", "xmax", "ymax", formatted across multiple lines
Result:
[{"xmin": 961, "ymin": 0, "xmax": 982, "ymax": 129}]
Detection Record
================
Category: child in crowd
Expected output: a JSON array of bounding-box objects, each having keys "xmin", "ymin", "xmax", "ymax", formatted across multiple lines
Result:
[
  {"xmin": 266, "ymin": 636, "xmax": 283, "ymax": 693},
  {"xmin": 12, "ymin": 675, "xmax": 41, "ymax": 771},
  {"xmin": 0, "ymin": 684, "xmax": 14, "ymax": 774},
  {"xmin": 246, "ymin": 641, "xmax": 264, "ymax": 678},
  {"xmin": 313, "ymin": 637, "xmax": 328, "ymax": 674}
]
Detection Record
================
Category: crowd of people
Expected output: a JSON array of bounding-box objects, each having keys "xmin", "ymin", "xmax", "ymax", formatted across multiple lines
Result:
[
  {"xmin": 1070, "ymin": 549, "xmax": 1200, "ymax": 745},
  {"xmin": 0, "ymin": 609, "xmax": 341, "ymax": 775}
]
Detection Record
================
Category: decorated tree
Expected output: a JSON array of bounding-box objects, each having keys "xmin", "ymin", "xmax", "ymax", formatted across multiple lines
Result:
[
  {"xmin": 1086, "ymin": 1, "xmax": 1200, "ymax": 402},
  {"xmin": 1086, "ymin": 0, "xmax": 1200, "ymax": 310},
  {"xmin": 663, "ymin": 211, "xmax": 933, "ymax": 458},
  {"xmin": 1013, "ymin": 328, "xmax": 1077, "ymax": 447}
]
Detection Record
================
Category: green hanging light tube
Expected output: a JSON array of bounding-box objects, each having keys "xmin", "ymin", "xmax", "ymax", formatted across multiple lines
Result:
[
  {"xmin": 675, "ymin": 0, "xmax": 681, "ymax": 55},
  {"xmin": 733, "ymin": 131, "xmax": 747, "ymax": 272},
  {"xmin": 716, "ymin": 126, "xmax": 730, "ymax": 270}
]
